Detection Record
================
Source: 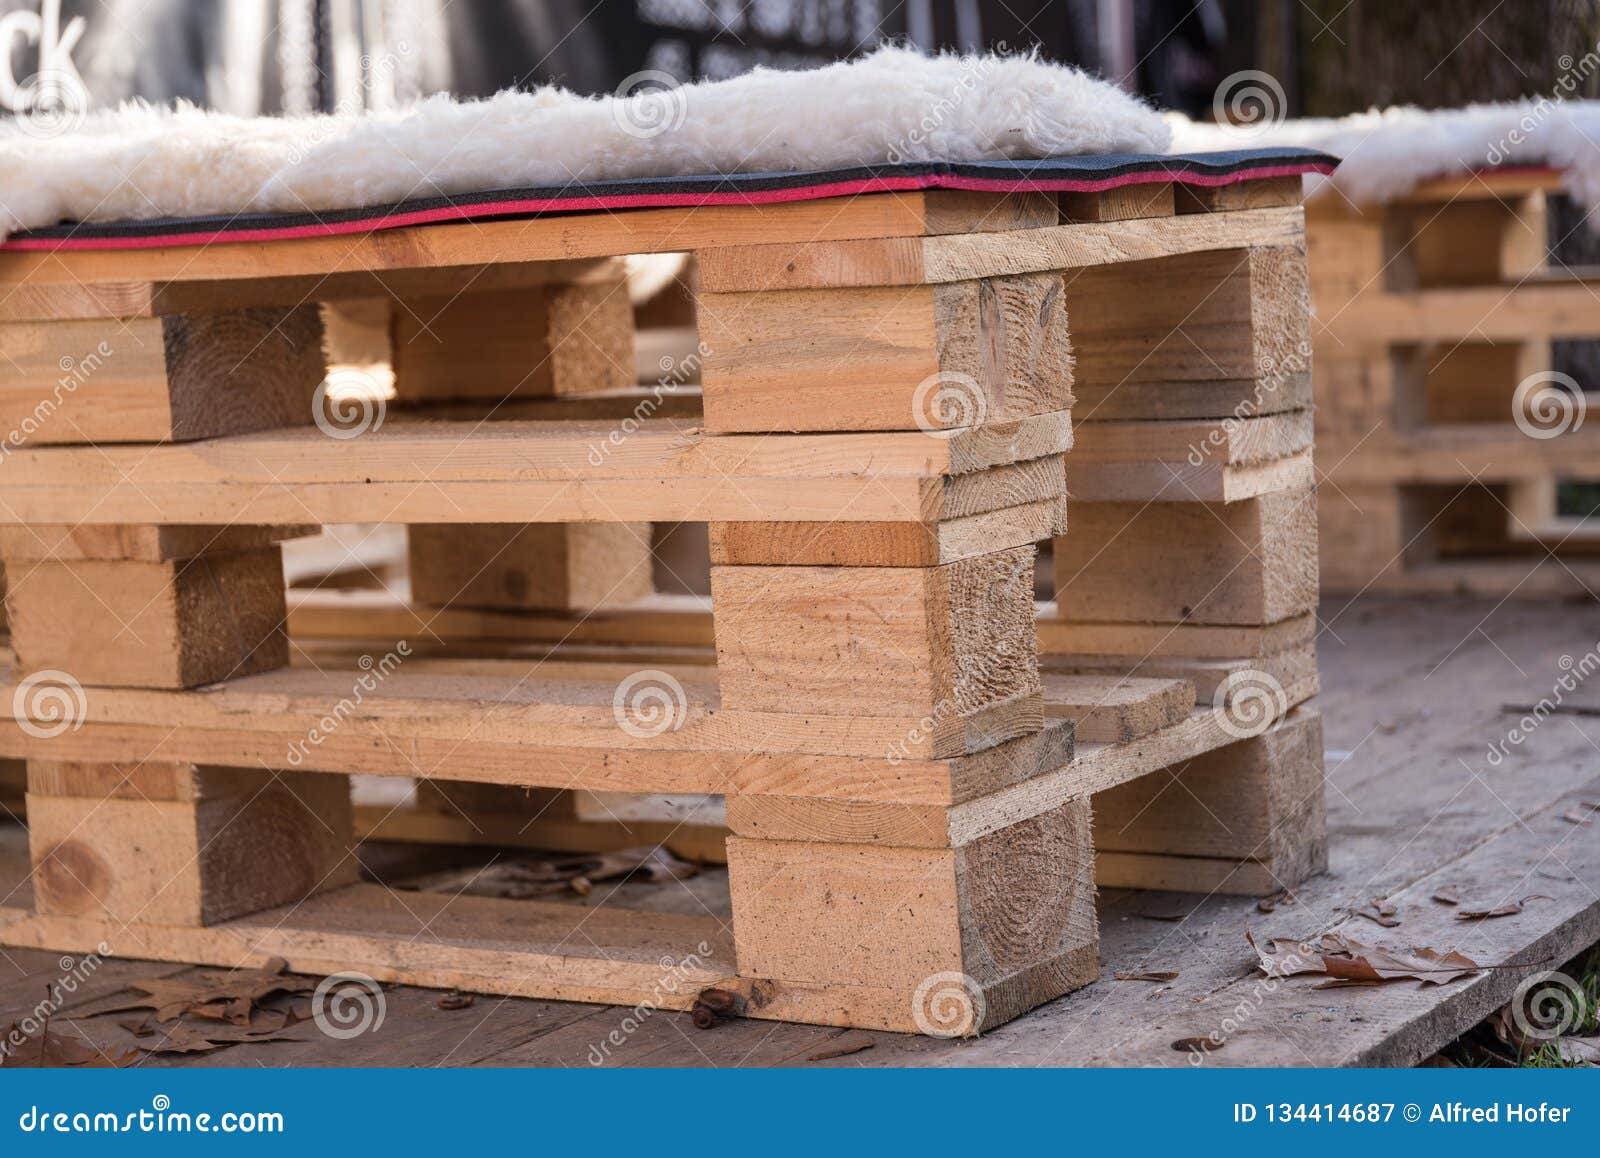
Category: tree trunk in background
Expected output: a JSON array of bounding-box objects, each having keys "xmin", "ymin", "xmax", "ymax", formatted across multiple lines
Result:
[{"xmin": 1298, "ymin": 0, "xmax": 1600, "ymax": 116}]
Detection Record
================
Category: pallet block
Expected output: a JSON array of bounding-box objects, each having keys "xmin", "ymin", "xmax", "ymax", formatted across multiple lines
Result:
[
  {"xmin": 0, "ymin": 176, "xmax": 1321, "ymax": 1036},
  {"xmin": 1093, "ymin": 709, "xmax": 1327, "ymax": 896},
  {"xmin": 408, "ymin": 522, "xmax": 655, "ymax": 612},
  {"xmin": 27, "ymin": 761, "xmax": 355, "ymax": 926},
  {"xmin": 0, "ymin": 307, "xmax": 324, "ymax": 444}
]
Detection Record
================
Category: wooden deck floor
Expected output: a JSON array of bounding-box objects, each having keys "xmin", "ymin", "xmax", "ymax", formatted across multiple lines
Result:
[{"xmin": 3, "ymin": 594, "xmax": 1598, "ymax": 1067}]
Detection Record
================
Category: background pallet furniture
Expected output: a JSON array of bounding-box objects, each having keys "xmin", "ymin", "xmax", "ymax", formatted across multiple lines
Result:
[
  {"xmin": 1309, "ymin": 168, "xmax": 1600, "ymax": 597},
  {"xmin": 0, "ymin": 177, "xmax": 1324, "ymax": 1035}
]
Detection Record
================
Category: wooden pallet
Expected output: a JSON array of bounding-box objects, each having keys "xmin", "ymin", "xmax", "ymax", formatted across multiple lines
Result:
[
  {"xmin": 1309, "ymin": 168, "xmax": 1600, "ymax": 596},
  {"xmin": 0, "ymin": 178, "xmax": 1324, "ymax": 1035}
]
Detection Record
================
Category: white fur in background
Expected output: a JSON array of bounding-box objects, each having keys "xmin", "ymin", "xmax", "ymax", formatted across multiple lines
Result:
[
  {"xmin": 1169, "ymin": 101, "xmax": 1600, "ymax": 214},
  {"xmin": 0, "ymin": 47, "xmax": 1169, "ymax": 239}
]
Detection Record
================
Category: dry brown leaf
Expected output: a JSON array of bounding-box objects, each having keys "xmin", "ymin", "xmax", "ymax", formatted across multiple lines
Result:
[
  {"xmin": 1115, "ymin": 971, "xmax": 1180, "ymax": 982},
  {"xmin": 1454, "ymin": 895, "xmax": 1551, "ymax": 921},
  {"xmin": 410, "ymin": 846, "xmax": 698, "ymax": 900},
  {"xmin": 1432, "ymin": 885, "xmax": 1461, "ymax": 906},
  {"xmin": 1256, "ymin": 889, "xmax": 1297, "ymax": 914},
  {"xmin": 1246, "ymin": 930, "xmax": 1481, "ymax": 985},
  {"xmin": 437, "ymin": 991, "xmax": 475, "ymax": 1011},
  {"xmin": 81, "ymin": 960, "xmax": 314, "ymax": 1026},
  {"xmin": 0, "ymin": 1021, "xmax": 139, "ymax": 1068},
  {"xmin": 1561, "ymin": 809, "xmax": 1594, "ymax": 825},
  {"xmin": 1355, "ymin": 898, "xmax": 1401, "ymax": 927},
  {"xmin": 1172, "ymin": 1037, "xmax": 1223, "ymax": 1054},
  {"xmin": 1556, "ymin": 1037, "xmax": 1600, "ymax": 1066}
]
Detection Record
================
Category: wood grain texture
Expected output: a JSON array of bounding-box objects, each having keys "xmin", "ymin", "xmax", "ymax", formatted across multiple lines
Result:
[
  {"xmin": 698, "ymin": 273, "xmax": 1072, "ymax": 432},
  {"xmin": 1065, "ymin": 245, "xmax": 1311, "ymax": 421},
  {"xmin": 697, "ymin": 207, "xmax": 1305, "ymax": 291},
  {"xmin": 0, "ymin": 413, "xmax": 1072, "ymax": 526},
  {"xmin": 28, "ymin": 766, "xmax": 355, "ymax": 925},
  {"xmin": 409, "ymin": 523, "xmax": 654, "ymax": 612},
  {"xmin": 1059, "ymin": 182, "xmax": 1175, "ymax": 223},
  {"xmin": 1054, "ymin": 488, "xmax": 1319, "ymax": 626},
  {"xmin": 5, "ymin": 549, "xmax": 288, "ymax": 688},
  {"xmin": 0, "ymin": 524, "xmax": 313, "ymax": 563},
  {"xmin": 0, "ymin": 307, "xmax": 324, "ymax": 444}
]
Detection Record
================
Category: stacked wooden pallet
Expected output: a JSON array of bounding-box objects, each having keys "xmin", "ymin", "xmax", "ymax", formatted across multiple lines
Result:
[
  {"xmin": 0, "ymin": 178, "xmax": 1323, "ymax": 1035},
  {"xmin": 1310, "ymin": 168, "xmax": 1600, "ymax": 596}
]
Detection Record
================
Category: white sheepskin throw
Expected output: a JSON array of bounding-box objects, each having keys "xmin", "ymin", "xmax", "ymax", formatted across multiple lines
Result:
[
  {"xmin": 0, "ymin": 47, "xmax": 1169, "ymax": 239},
  {"xmin": 1169, "ymin": 100, "xmax": 1600, "ymax": 214}
]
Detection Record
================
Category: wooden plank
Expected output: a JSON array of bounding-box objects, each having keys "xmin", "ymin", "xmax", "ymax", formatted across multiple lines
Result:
[
  {"xmin": 0, "ymin": 413, "xmax": 1073, "ymax": 526},
  {"xmin": 697, "ymin": 207, "xmax": 1306, "ymax": 291},
  {"xmin": 0, "ymin": 523, "xmax": 313, "ymax": 563},
  {"xmin": 1176, "ymin": 176, "xmax": 1303, "ymax": 213},
  {"xmin": 699, "ymin": 273, "xmax": 1073, "ymax": 432},
  {"xmin": 0, "ymin": 308, "xmax": 323, "ymax": 445},
  {"xmin": 707, "ymin": 498, "xmax": 1066, "ymax": 567},
  {"xmin": 1324, "ymin": 278, "xmax": 1600, "ymax": 342},
  {"xmin": 1059, "ymin": 182, "xmax": 1175, "ymax": 223},
  {"xmin": 1054, "ymin": 488, "xmax": 1319, "ymax": 626},
  {"xmin": 1064, "ymin": 245, "xmax": 1312, "ymax": 421},
  {"xmin": 1036, "ymin": 610, "xmax": 1316, "ymax": 659},
  {"xmin": 0, "ymin": 191, "xmax": 1051, "ymax": 303},
  {"xmin": 1067, "ymin": 411, "xmax": 1313, "ymax": 502},
  {"xmin": 1042, "ymin": 673, "xmax": 1192, "ymax": 743},
  {"xmin": 5, "ymin": 549, "xmax": 288, "ymax": 688},
  {"xmin": 27, "ymin": 766, "xmax": 356, "ymax": 925}
]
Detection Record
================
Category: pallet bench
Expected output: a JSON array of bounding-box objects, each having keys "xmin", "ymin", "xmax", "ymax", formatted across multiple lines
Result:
[
  {"xmin": 0, "ymin": 171, "xmax": 1326, "ymax": 1035},
  {"xmin": 1309, "ymin": 168, "xmax": 1600, "ymax": 596}
]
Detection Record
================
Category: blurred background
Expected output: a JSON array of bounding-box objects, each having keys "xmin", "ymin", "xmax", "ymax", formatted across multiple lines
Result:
[{"xmin": 4, "ymin": 0, "xmax": 1598, "ymax": 123}]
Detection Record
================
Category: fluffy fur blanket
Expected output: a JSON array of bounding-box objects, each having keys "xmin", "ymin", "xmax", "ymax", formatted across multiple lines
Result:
[
  {"xmin": 0, "ymin": 47, "xmax": 1168, "ymax": 239},
  {"xmin": 1170, "ymin": 101, "xmax": 1600, "ymax": 213}
]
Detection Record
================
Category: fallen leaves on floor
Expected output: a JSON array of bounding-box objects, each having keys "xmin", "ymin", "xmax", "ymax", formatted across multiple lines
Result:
[
  {"xmin": 806, "ymin": 1041, "xmax": 875, "ymax": 1062},
  {"xmin": 1115, "ymin": 971, "xmax": 1180, "ymax": 982},
  {"xmin": 1455, "ymin": 895, "xmax": 1550, "ymax": 921},
  {"xmin": 81, "ymin": 957, "xmax": 314, "ymax": 1025},
  {"xmin": 1256, "ymin": 889, "xmax": 1297, "ymax": 914},
  {"xmin": 407, "ymin": 846, "xmax": 699, "ymax": 900},
  {"xmin": 0, "ymin": 1018, "xmax": 141, "ymax": 1068},
  {"xmin": 1561, "ymin": 809, "xmax": 1595, "ymax": 825},
  {"xmin": 1172, "ymin": 1036, "xmax": 1223, "ymax": 1054},
  {"xmin": 1432, "ymin": 885, "xmax": 1461, "ymax": 906},
  {"xmin": 1247, "ymin": 930, "xmax": 1480, "ymax": 986},
  {"xmin": 437, "ymin": 991, "xmax": 475, "ymax": 1011},
  {"xmin": 1355, "ymin": 898, "xmax": 1401, "ymax": 927}
]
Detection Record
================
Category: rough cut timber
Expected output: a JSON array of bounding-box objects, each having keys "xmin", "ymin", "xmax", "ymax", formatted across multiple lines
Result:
[
  {"xmin": 1066, "ymin": 411, "xmax": 1313, "ymax": 502},
  {"xmin": 1053, "ymin": 488, "xmax": 1319, "ymax": 626},
  {"xmin": 698, "ymin": 272, "xmax": 1073, "ymax": 432},
  {"xmin": 408, "ymin": 523, "xmax": 655, "ymax": 613},
  {"xmin": 3, "ymin": 548, "xmax": 289, "ymax": 688},
  {"xmin": 1062, "ymin": 245, "xmax": 1311, "ymax": 420},
  {"xmin": 0, "ymin": 307, "xmax": 324, "ymax": 444},
  {"xmin": 27, "ymin": 761, "xmax": 355, "ymax": 926}
]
